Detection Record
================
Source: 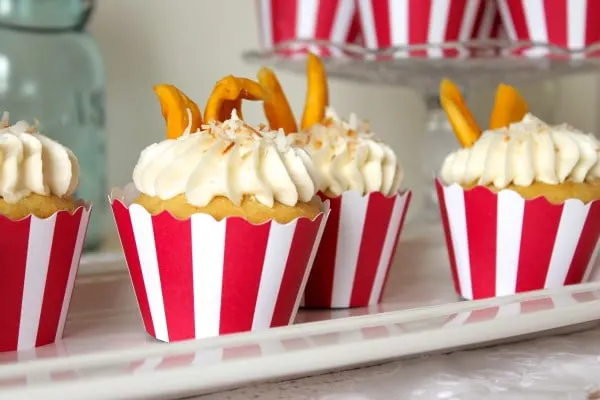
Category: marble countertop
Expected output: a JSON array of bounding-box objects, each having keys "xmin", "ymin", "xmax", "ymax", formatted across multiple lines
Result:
[{"xmin": 201, "ymin": 325, "xmax": 600, "ymax": 400}]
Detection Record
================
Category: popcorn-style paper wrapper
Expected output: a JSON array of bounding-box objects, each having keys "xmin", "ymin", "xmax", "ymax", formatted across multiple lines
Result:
[
  {"xmin": 110, "ymin": 184, "xmax": 330, "ymax": 343},
  {"xmin": 435, "ymin": 179, "xmax": 600, "ymax": 300},
  {"xmin": 0, "ymin": 205, "xmax": 92, "ymax": 352},
  {"xmin": 256, "ymin": 0, "xmax": 360, "ymax": 58},
  {"xmin": 303, "ymin": 190, "xmax": 412, "ymax": 309},
  {"xmin": 498, "ymin": 0, "xmax": 600, "ymax": 57},
  {"xmin": 357, "ymin": 0, "xmax": 497, "ymax": 58}
]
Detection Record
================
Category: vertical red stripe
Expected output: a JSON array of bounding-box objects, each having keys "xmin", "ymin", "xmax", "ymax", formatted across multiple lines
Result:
[
  {"xmin": 471, "ymin": 0, "xmax": 485, "ymax": 38},
  {"xmin": 465, "ymin": 306, "xmax": 499, "ymax": 323},
  {"xmin": 222, "ymin": 344, "xmax": 262, "ymax": 360},
  {"xmin": 371, "ymin": 0, "xmax": 391, "ymax": 48},
  {"xmin": 564, "ymin": 201, "xmax": 600, "ymax": 285},
  {"xmin": 378, "ymin": 192, "xmax": 412, "ymax": 303},
  {"xmin": 491, "ymin": 10, "xmax": 503, "ymax": 39},
  {"xmin": 585, "ymin": 0, "xmax": 600, "ymax": 47},
  {"xmin": 0, "ymin": 216, "xmax": 31, "ymax": 352},
  {"xmin": 520, "ymin": 297, "xmax": 554, "ymax": 313},
  {"xmin": 408, "ymin": 0, "xmax": 432, "ymax": 57},
  {"xmin": 346, "ymin": 9, "xmax": 361, "ymax": 43},
  {"xmin": 220, "ymin": 220, "xmax": 271, "ymax": 335},
  {"xmin": 112, "ymin": 202, "xmax": 155, "ymax": 338},
  {"xmin": 152, "ymin": 213, "xmax": 195, "ymax": 342},
  {"xmin": 271, "ymin": 216, "xmax": 323, "ymax": 327},
  {"xmin": 444, "ymin": 0, "xmax": 468, "ymax": 57},
  {"xmin": 464, "ymin": 186, "xmax": 498, "ymax": 299},
  {"xmin": 543, "ymin": 0, "xmax": 567, "ymax": 48},
  {"xmin": 349, "ymin": 193, "xmax": 395, "ymax": 306},
  {"xmin": 270, "ymin": 0, "xmax": 298, "ymax": 44},
  {"xmin": 516, "ymin": 199, "xmax": 564, "ymax": 292},
  {"xmin": 303, "ymin": 194, "xmax": 342, "ymax": 307},
  {"xmin": 36, "ymin": 210, "xmax": 84, "ymax": 347},
  {"xmin": 435, "ymin": 181, "xmax": 461, "ymax": 296},
  {"xmin": 315, "ymin": 0, "xmax": 339, "ymax": 57},
  {"xmin": 505, "ymin": 0, "xmax": 530, "ymax": 40}
]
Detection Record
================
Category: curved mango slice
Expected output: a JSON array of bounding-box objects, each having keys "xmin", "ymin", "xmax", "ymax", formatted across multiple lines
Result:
[
  {"xmin": 153, "ymin": 84, "xmax": 202, "ymax": 139},
  {"xmin": 301, "ymin": 53, "xmax": 329, "ymax": 130},
  {"xmin": 218, "ymin": 77, "xmax": 269, "ymax": 121},
  {"xmin": 204, "ymin": 75, "xmax": 241, "ymax": 123},
  {"xmin": 440, "ymin": 79, "xmax": 481, "ymax": 148},
  {"xmin": 489, "ymin": 83, "xmax": 528, "ymax": 130},
  {"xmin": 204, "ymin": 75, "xmax": 268, "ymax": 123},
  {"xmin": 258, "ymin": 67, "xmax": 298, "ymax": 134}
]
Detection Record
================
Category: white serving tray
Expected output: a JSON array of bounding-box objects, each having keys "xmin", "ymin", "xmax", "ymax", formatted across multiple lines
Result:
[{"xmin": 0, "ymin": 231, "xmax": 599, "ymax": 400}]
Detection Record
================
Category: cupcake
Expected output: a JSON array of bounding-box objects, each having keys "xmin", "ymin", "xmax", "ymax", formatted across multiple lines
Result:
[
  {"xmin": 0, "ymin": 112, "xmax": 91, "ymax": 352},
  {"xmin": 110, "ymin": 78, "xmax": 329, "ymax": 342},
  {"xmin": 437, "ymin": 79, "xmax": 600, "ymax": 300},
  {"xmin": 259, "ymin": 54, "xmax": 411, "ymax": 308}
]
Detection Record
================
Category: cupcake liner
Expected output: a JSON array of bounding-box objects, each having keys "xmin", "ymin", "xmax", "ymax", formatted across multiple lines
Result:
[
  {"xmin": 110, "ymin": 184, "xmax": 330, "ymax": 343},
  {"xmin": 497, "ymin": 0, "xmax": 600, "ymax": 57},
  {"xmin": 435, "ymin": 178, "xmax": 600, "ymax": 300},
  {"xmin": 0, "ymin": 205, "xmax": 92, "ymax": 352},
  {"xmin": 357, "ymin": 0, "xmax": 495, "ymax": 58},
  {"xmin": 303, "ymin": 190, "xmax": 412, "ymax": 309},
  {"xmin": 256, "ymin": 0, "xmax": 359, "ymax": 58}
]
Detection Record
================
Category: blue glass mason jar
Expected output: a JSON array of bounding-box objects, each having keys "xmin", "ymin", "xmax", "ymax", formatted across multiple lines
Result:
[{"xmin": 0, "ymin": 0, "xmax": 106, "ymax": 250}]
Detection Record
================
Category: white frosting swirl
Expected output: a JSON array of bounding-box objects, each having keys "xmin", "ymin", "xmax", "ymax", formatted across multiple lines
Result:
[
  {"xmin": 133, "ymin": 110, "xmax": 319, "ymax": 207},
  {"xmin": 441, "ymin": 113, "xmax": 600, "ymax": 188},
  {"xmin": 0, "ymin": 112, "xmax": 80, "ymax": 203},
  {"xmin": 290, "ymin": 107, "xmax": 403, "ymax": 197}
]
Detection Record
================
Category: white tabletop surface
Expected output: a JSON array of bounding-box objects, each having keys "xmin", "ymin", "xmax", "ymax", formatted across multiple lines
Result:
[
  {"xmin": 200, "ymin": 324, "xmax": 600, "ymax": 400},
  {"xmin": 79, "ymin": 225, "xmax": 600, "ymax": 400}
]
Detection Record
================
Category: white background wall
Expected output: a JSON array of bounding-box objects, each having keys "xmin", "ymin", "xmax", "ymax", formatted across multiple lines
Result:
[{"xmin": 88, "ymin": 0, "xmax": 600, "ymax": 218}]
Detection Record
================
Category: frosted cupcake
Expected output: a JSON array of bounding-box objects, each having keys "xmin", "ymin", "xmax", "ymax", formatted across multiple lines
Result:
[
  {"xmin": 110, "ymin": 78, "xmax": 329, "ymax": 342},
  {"xmin": 0, "ymin": 113, "xmax": 82, "ymax": 219},
  {"xmin": 258, "ymin": 54, "xmax": 411, "ymax": 308},
  {"xmin": 294, "ymin": 107, "xmax": 410, "ymax": 309},
  {"xmin": 0, "ymin": 112, "xmax": 91, "ymax": 352},
  {"xmin": 437, "ymin": 79, "xmax": 600, "ymax": 300},
  {"xmin": 132, "ymin": 110, "xmax": 322, "ymax": 224}
]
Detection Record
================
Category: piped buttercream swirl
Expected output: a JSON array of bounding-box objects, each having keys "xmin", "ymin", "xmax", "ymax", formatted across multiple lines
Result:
[{"xmin": 133, "ymin": 110, "xmax": 319, "ymax": 207}]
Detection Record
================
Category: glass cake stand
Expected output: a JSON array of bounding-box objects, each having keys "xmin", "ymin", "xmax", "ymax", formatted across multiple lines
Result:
[{"xmin": 243, "ymin": 40, "xmax": 600, "ymax": 233}]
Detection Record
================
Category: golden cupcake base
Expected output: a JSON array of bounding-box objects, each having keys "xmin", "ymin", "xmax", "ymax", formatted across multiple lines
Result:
[
  {"xmin": 0, "ymin": 194, "xmax": 82, "ymax": 220},
  {"xmin": 460, "ymin": 180, "xmax": 600, "ymax": 204},
  {"xmin": 134, "ymin": 194, "xmax": 322, "ymax": 224}
]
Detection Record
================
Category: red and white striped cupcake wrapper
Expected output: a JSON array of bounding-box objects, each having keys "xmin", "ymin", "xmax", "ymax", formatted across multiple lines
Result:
[
  {"xmin": 357, "ymin": 0, "xmax": 497, "ymax": 58},
  {"xmin": 497, "ymin": 0, "xmax": 600, "ymax": 58},
  {"xmin": 256, "ymin": 0, "xmax": 360, "ymax": 58},
  {"xmin": 110, "ymin": 185, "xmax": 330, "ymax": 343},
  {"xmin": 303, "ymin": 190, "xmax": 412, "ymax": 309},
  {"xmin": 435, "ymin": 179, "xmax": 600, "ymax": 300},
  {"xmin": 0, "ymin": 206, "xmax": 92, "ymax": 352}
]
